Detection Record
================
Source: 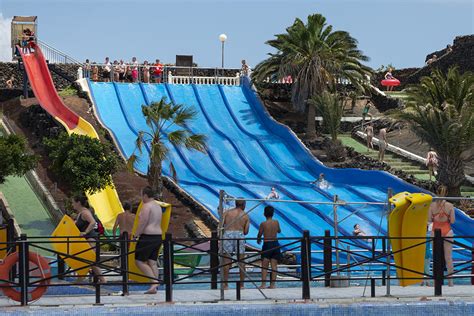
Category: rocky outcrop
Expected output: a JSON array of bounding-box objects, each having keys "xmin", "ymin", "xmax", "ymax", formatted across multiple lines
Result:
[{"xmin": 373, "ymin": 35, "xmax": 474, "ymax": 90}]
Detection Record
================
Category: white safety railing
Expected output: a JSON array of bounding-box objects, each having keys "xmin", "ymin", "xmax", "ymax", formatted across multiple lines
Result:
[{"xmin": 167, "ymin": 72, "xmax": 241, "ymax": 86}]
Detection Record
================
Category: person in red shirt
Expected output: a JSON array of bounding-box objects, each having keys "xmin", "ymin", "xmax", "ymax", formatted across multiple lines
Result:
[{"xmin": 153, "ymin": 59, "xmax": 163, "ymax": 83}]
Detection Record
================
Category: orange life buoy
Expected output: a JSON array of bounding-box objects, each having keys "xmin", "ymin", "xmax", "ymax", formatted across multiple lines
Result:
[{"xmin": 0, "ymin": 251, "xmax": 51, "ymax": 302}]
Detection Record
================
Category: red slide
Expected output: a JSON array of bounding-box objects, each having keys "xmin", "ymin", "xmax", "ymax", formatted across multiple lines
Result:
[{"xmin": 18, "ymin": 43, "xmax": 79, "ymax": 130}]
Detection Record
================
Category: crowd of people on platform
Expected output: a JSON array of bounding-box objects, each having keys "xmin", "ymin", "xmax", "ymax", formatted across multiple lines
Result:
[{"xmin": 83, "ymin": 57, "xmax": 164, "ymax": 83}]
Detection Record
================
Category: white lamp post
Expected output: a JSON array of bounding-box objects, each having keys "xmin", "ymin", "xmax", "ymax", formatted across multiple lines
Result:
[{"xmin": 219, "ymin": 33, "xmax": 227, "ymax": 68}]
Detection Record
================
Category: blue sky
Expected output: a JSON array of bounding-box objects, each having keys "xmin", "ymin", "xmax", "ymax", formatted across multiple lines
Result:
[{"xmin": 0, "ymin": 0, "xmax": 473, "ymax": 69}]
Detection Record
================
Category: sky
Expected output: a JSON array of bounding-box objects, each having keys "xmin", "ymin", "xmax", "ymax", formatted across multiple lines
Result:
[{"xmin": 0, "ymin": 0, "xmax": 473, "ymax": 69}]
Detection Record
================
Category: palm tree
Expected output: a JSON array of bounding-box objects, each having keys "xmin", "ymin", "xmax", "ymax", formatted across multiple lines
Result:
[
  {"xmin": 252, "ymin": 13, "xmax": 371, "ymax": 138},
  {"xmin": 394, "ymin": 67, "xmax": 474, "ymax": 196},
  {"xmin": 127, "ymin": 98, "xmax": 206, "ymax": 199},
  {"xmin": 309, "ymin": 91, "xmax": 344, "ymax": 142}
]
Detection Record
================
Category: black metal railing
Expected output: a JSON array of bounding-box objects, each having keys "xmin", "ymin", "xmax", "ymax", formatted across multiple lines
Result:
[{"xmin": 0, "ymin": 228, "xmax": 473, "ymax": 306}]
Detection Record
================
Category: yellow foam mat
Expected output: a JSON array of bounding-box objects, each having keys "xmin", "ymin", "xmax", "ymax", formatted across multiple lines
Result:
[
  {"xmin": 388, "ymin": 191, "xmax": 411, "ymax": 281},
  {"xmin": 51, "ymin": 215, "xmax": 97, "ymax": 276},
  {"xmin": 128, "ymin": 201, "xmax": 172, "ymax": 282},
  {"xmin": 400, "ymin": 193, "xmax": 432, "ymax": 286}
]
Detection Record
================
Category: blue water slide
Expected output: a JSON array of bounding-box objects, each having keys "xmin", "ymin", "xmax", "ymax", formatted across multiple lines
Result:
[{"xmin": 88, "ymin": 80, "xmax": 474, "ymax": 262}]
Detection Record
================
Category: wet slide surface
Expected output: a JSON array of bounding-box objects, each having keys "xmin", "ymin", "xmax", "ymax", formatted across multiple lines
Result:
[
  {"xmin": 18, "ymin": 44, "xmax": 123, "ymax": 230},
  {"xmin": 89, "ymin": 80, "xmax": 474, "ymax": 261}
]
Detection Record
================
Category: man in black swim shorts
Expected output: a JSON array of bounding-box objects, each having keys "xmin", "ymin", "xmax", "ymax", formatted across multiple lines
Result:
[{"xmin": 134, "ymin": 186, "xmax": 163, "ymax": 294}]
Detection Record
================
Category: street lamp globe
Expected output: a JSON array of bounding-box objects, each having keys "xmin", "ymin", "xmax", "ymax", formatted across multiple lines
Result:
[{"xmin": 219, "ymin": 34, "xmax": 227, "ymax": 43}]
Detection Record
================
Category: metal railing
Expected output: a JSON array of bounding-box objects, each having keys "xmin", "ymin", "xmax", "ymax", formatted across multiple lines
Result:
[
  {"xmin": 0, "ymin": 227, "xmax": 473, "ymax": 306},
  {"xmin": 36, "ymin": 40, "xmax": 83, "ymax": 65}
]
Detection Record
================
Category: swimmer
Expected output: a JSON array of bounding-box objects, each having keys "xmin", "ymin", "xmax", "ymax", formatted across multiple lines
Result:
[{"xmin": 266, "ymin": 187, "xmax": 280, "ymax": 199}]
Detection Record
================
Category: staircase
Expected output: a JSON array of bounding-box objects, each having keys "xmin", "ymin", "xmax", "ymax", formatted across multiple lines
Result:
[
  {"xmin": 339, "ymin": 135, "xmax": 474, "ymax": 197},
  {"xmin": 36, "ymin": 40, "xmax": 83, "ymax": 83}
]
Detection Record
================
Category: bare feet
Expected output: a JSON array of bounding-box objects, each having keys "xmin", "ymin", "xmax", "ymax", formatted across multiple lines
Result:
[
  {"xmin": 223, "ymin": 285, "xmax": 229, "ymax": 290},
  {"xmin": 144, "ymin": 287, "xmax": 158, "ymax": 294},
  {"xmin": 259, "ymin": 284, "xmax": 266, "ymax": 289},
  {"xmin": 268, "ymin": 284, "xmax": 276, "ymax": 289},
  {"xmin": 240, "ymin": 284, "xmax": 245, "ymax": 289}
]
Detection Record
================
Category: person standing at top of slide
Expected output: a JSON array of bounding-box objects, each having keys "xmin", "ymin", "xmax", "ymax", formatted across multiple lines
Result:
[
  {"xmin": 131, "ymin": 57, "xmax": 139, "ymax": 82},
  {"xmin": 241, "ymin": 60, "xmax": 251, "ymax": 77},
  {"xmin": 153, "ymin": 59, "xmax": 163, "ymax": 83},
  {"xmin": 426, "ymin": 149, "xmax": 438, "ymax": 181},
  {"xmin": 134, "ymin": 186, "xmax": 163, "ymax": 294},
  {"xmin": 103, "ymin": 57, "xmax": 111, "ymax": 82},
  {"xmin": 378, "ymin": 128, "xmax": 387, "ymax": 162}
]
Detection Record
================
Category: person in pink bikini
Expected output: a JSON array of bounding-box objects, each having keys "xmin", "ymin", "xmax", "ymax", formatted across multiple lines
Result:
[{"xmin": 428, "ymin": 185, "xmax": 455, "ymax": 286}]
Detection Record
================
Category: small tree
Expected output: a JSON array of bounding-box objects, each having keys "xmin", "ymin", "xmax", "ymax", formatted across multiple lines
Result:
[
  {"xmin": 44, "ymin": 133, "xmax": 118, "ymax": 194},
  {"xmin": 309, "ymin": 91, "xmax": 344, "ymax": 142},
  {"xmin": 0, "ymin": 134, "xmax": 38, "ymax": 183},
  {"xmin": 127, "ymin": 98, "xmax": 206, "ymax": 199}
]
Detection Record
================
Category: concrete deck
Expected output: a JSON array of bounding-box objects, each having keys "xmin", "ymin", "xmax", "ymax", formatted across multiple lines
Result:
[{"xmin": 1, "ymin": 285, "xmax": 473, "ymax": 311}]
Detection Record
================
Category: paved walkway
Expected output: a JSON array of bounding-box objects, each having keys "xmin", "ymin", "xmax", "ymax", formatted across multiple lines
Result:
[{"xmin": 1, "ymin": 285, "xmax": 472, "ymax": 308}]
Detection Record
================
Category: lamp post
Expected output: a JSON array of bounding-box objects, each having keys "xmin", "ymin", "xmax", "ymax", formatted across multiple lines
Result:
[{"xmin": 219, "ymin": 33, "xmax": 227, "ymax": 68}]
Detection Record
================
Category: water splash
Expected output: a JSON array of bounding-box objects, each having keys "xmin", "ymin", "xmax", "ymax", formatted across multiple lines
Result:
[{"xmin": 0, "ymin": 13, "xmax": 12, "ymax": 62}]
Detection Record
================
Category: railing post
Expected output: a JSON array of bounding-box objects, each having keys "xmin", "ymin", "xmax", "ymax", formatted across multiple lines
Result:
[
  {"xmin": 7, "ymin": 219, "xmax": 16, "ymax": 282},
  {"xmin": 323, "ymin": 230, "xmax": 332, "ymax": 287},
  {"xmin": 18, "ymin": 233, "xmax": 28, "ymax": 306},
  {"xmin": 333, "ymin": 195, "xmax": 340, "ymax": 276},
  {"xmin": 471, "ymin": 242, "xmax": 474, "ymax": 286},
  {"xmin": 57, "ymin": 254, "xmax": 65, "ymax": 280},
  {"xmin": 370, "ymin": 278, "xmax": 376, "ymax": 297},
  {"xmin": 386, "ymin": 188, "xmax": 393, "ymax": 297},
  {"xmin": 433, "ymin": 229, "xmax": 443, "ymax": 296},
  {"xmin": 301, "ymin": 230, "xmax": 310, "ymax": 299},
  {"xmin": 210, "ymin": 231, "xmax": 219, "ymax": 289},
  {"xmin": 164, "ymin": 233, "xmax": 173, "ymax": 302},
  {"xmin": 94, "ymin": 237, "xmax": 101, "ymax": 305},
  {"xmin": 381, "ymin": 237, "xmax": 386, "ymax": 286},
  {"xmin": 120, "ymin": 232, "xmax": 129, "ymax": 296}
]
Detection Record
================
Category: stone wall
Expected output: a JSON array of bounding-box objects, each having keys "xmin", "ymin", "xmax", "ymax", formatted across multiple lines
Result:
[{"xmin": 0, "ymin": 62, "xmax": 79, "ymax": 93}]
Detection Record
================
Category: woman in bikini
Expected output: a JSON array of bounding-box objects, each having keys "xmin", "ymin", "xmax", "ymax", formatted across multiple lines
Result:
[{"xmin": 428, "ymin": 185, "xmax": 455, "ymax": 286}]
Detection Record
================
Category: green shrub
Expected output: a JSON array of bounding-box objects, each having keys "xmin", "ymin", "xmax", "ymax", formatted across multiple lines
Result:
[
  {"xmin": 0, "ymin": 134, "xmax": 38, "ymax": 183},
  {"xmin": 43, "ymin": 133, "xmax": 118, "ymax": 194}
]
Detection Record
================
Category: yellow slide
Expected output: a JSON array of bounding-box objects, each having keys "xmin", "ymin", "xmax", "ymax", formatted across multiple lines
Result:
[
  {"xmin": 128, "ymin": 201, "xmax": 172, "ymax": 282},
  {"xmin": 67, "ymin": 118, "xmax": 123, "ymax": 230},
  {"xmin": 389, "ymin": 192, "xmax": 432, "ymax": 286}
]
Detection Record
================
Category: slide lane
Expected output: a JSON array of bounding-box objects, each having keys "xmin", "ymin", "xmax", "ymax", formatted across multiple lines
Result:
[{"xmin": 18, "ymin": 45, "xmax": 123, "ymax": 230}]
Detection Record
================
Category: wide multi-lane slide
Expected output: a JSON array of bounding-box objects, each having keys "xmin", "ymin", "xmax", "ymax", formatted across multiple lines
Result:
[
  {"xmin": 87, "ymin": 78, "xmax": 474, "ymax": 263},
  {"xmin": 18, "ymin": 44, "xmax": 123, "ymax": 229}
]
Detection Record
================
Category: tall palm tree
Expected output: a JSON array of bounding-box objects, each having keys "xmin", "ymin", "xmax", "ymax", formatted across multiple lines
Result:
[
  {"xmin": 252, "ymin": 13, "xmax": 371, "ymax": 138},
  {"xmin": 394, "ymin": 67, "xmax": 474, "ymax": 196},
  {"xmin": 309, "ymin": 91, "xmax": 344, "ymax": 142},
  {"xmin": 127, "ymin": 98, "xmax": 206, "ymax": 199}
]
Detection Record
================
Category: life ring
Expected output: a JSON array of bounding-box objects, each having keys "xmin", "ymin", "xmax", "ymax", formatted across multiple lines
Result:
[
  {"xmin": 0, "ymin": 251, "xmax": 51, "ymax": 302},
  {"xmin": 381, "ymin": 79, "xmax": 400, "ymax": 87}
]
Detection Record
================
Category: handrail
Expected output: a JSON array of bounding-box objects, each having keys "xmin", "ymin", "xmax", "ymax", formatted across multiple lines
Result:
[{"xmin": 36, "ymin": 39, "xmax": 83, "ymax": 65}]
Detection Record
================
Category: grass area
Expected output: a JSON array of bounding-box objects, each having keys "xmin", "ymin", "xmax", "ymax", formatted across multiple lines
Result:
[{"xmin": 58, "ymin": 85, "xmax": 78, "ymax": 97}]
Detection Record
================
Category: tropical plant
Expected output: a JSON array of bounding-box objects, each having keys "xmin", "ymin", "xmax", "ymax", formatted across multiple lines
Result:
[
  {"xmin": 0, "ymin": 134, "xmax": 38, "ymax": 184},
  {"xmin": 127, "ymin": 98, "xmax": 206, "ymax": 199},
  {"xmin": 393, "ymin": 67, "xmax": 474, "ymax": 196},
  {"xmin": 252, "ymin": 13, "xmax": 371, "ymax": 138},
  {"xmin": 44, "ymin": 133, "xmax": 118, "ymax": 194},
  {"xmin": 309, "ymin": 91, "xmax": 344, "ymax": 141}
]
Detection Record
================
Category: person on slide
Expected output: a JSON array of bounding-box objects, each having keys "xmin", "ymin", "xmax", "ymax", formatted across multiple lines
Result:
[
  {"xmin": 384, "ymin": 67, "xmax": 397, "ymax": 91},
  {"xmin": 428, "ymin": 185, "xmax": 455, "ymax": 287},
  {"xmin": 72, "ymin": 195, "xmax": 106, "ymax": 283},
  {"xmin": 134, "ymin": 186, "xmax": 163, "ymax": 294}
]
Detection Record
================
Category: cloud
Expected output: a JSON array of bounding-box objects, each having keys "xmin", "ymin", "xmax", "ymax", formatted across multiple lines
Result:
[{"xmin": 0, "ymin": 13, "xmax": 12, "ymax": 62}]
